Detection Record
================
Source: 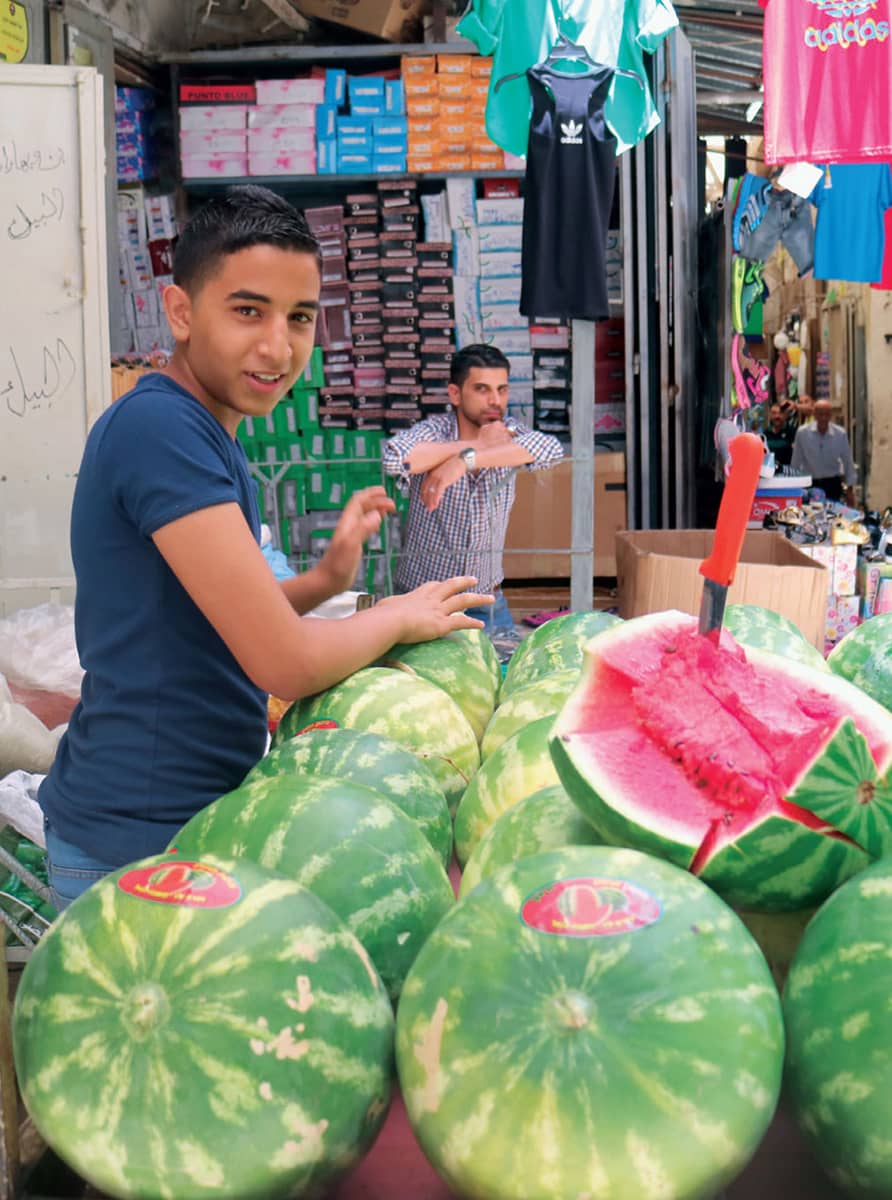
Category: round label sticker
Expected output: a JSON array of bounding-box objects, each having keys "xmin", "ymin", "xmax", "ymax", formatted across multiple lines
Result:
[
  {"xmin": 298, "ymin": 719, "xmax": 340, "ymax": 734},
  {"xmin": 118, "ymin": 861, "xmax": 242, "ymax": 909},
  {"xmin": 521, "ymin": 877, "xmax": 661, "ymax": 938}
]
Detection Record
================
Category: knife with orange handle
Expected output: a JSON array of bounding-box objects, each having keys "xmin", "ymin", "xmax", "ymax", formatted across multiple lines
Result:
[{"xmin": 698, "ymin": 432, "xmax": 766, "ymax": 640}]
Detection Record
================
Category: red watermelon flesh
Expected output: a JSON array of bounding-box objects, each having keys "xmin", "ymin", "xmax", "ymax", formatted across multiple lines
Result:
[{"xmin": 551, "ymin": 612, "xmax": 892, "ymax": 909}]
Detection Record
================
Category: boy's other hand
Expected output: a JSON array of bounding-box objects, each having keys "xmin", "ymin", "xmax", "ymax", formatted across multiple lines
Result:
[
  {"xmin": 377, "ymin": 576, "xmax": 493, "ymax": 642},
  {"xmin": 319, "ymin": 487, "xmax": 395, "ymax": 594}
]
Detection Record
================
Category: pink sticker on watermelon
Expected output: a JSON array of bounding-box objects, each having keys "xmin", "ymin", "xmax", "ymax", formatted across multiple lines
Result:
[
  {"xmin": 520, "ymin": 877, "xmax": 662, "ymax": 938},
  {"xmin": 118, "ymin": 861, "xmax": 243, "ymax": 909}
]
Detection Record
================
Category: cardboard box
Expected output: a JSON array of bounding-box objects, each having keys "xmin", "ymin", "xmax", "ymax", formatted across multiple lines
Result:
[
  {"xmin": 294, "ymin": 0, "xmax": 425, "ymax": 41},
  {"xmin": 504, "ymin": 455, "xmax": 623, "ymax": 579},
  {"xmin": 615, "ymin": 530, "xmax": 828, "ymax": 649}
]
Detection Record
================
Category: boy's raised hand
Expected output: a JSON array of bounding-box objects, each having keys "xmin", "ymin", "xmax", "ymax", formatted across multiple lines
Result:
[
  {"xmin": 318, "ymin": 486, "xmax": 395, "ymax": 594},
  {"xmin": 376, "ymin": 576, "xmax": 494, "ymax": 643}
]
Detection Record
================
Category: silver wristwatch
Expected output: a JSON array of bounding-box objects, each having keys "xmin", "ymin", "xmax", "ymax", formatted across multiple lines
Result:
[{"xmin": 459, "ymin": 447, "xmax": 477, "ymax": 472}]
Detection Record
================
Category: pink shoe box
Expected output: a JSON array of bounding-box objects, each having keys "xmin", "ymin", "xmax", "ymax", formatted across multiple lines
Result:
[
  {"xmin": 248, "ymin": 103, "xmax": 317, "ymax": 129},
  {"xmin": 858, "ymin": 560, "xmax": 892, "ymax": 618},
  {"xmin": 248, "ymin": 150, "xmax": 317, "ymax": 176},
  {"xmin": 832, "ymin": 543, "xmax": 858, "ymax": 597},
  {"xmin": 180, "ymin": 129, "xmax": 247, "ymax": 155},
  {"xmin": 181, "ymin": 152, "xmax": 248, "ymax": 178},
  {"xmin": 247, "ymin": 126, "xmax": 316, "ymax": 154},
  {"xmin": 825, "ymin": 593, "xmax": 861, "ymax": 646},
  {"xmin": 131, "ymin": 287, "xmax": 160, "ymax": 328},
  {"xmin": 178, "ymin": 105, "xmax": 249, "ymax": 132},
  {"xmin": 255, "ymin": 78, "xmax": 326, "ymax": 106}
]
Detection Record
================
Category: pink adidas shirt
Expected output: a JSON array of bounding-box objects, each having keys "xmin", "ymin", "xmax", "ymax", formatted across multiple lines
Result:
[{"xmin": 760, "ymin": 0, "xmax": 892, "ymax": 163}]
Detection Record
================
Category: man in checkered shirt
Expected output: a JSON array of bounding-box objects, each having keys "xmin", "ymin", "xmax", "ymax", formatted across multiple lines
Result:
[{"xmin": 382, "ymin": 344, "xmax": 563, "ymax": 632}]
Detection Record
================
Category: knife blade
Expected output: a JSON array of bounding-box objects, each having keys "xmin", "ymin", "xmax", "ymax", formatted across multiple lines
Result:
[{"xmin": 698, "ymin": 432, "xmax": 766, "ymax": 640}]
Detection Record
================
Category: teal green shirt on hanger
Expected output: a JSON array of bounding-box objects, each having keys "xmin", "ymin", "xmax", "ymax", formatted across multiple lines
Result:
[{"xmin": 457, "ymin": 0, "xmax": 678, "ymax": 157}]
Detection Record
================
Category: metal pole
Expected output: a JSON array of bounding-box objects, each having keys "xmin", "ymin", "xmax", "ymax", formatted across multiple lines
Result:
[{"xmin": 571, "ymin": 319, "xmax": 595, "ymax": 612}]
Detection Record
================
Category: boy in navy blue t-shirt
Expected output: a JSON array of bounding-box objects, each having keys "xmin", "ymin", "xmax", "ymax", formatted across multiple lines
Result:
[{"xmin": 39, "ymin": 185, "xmax": 490, "ymax": 908}]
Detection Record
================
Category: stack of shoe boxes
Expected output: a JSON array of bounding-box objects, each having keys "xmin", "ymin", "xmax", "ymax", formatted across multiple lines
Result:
[
  {"xmin": 116, "ymin": 190, "xmax": 178, "ymax": 355},
  {"xmin": 403, "ymin": 54, "xmax": 505, "ymax": 173},
  {"xmin": 116, "ymin": 87, "xmax": 157, "ymax": 183},
  {"xmin": 179, "ymin": 81, "xmax": 255, "ymax": 179},
  {"xmin": 379, "ymin": 180, "xmax": 425, "ymax": 431}
]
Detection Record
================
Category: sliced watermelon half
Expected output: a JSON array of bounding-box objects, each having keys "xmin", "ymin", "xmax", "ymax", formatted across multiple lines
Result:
[{"xmin": 550, "ymin": 611, "xmax": 892, "ymax": 911}]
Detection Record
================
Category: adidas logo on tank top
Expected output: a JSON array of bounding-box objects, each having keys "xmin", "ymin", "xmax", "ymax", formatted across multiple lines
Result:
[{"xmin": 560, "ymin": 120, "xmax": 583, "ymax": 145}]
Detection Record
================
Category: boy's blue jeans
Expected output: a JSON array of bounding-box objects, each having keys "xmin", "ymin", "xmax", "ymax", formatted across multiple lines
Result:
[{"xmin": 43, "ymin": 815, "xmax": 117, "ymax": 912}]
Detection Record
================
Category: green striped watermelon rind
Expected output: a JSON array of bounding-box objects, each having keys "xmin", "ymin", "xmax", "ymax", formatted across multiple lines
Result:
[
  {"xmin": 828, "ymin": 612, "xmax": 892, "ymax": 711},
  {"xmin": 783, "ymin": 859, "xmax": 892, "ymax": 1195},
  {"xmin": 459, "ymin": 785, "xmax": 600, "ymax": 899},
  {"xmin": 550, "ymin": 612, "xmax": 892, "ymax": 912},
  {"xmin": 171, "ymin": 774, "xmax": 455, "ymax": 1001},
  {"xmin": 379, "ymin": 630, "xmax": 501, "ymax": 744},
  {"xmin": 397, "ymin": 845, "xmax": 784, "ymax": 1200},
  {"xmin": 14, "ymin": 852, "xmax": 394, "ymax": 1200},
  {"xmin": 272, "ymin": 667, "xmax": 480, "ymax": 816},
  {"xmin": 722, "ymin": 604, "xmax": 829, "ymax": 672},
  {"xmin": 480, "ymin": 670, "xmax": 579, "ymax": 761},
  {"xmin": 245, "ymin": 727, "xmax": 453, "ymax": 868},
  {"xmin": 501, "ymin": 610, "xmax": 622, "ymax": 698},
  {"xmin": 453, "ymin": 714, "xmax": 561, "ymax": 867}
]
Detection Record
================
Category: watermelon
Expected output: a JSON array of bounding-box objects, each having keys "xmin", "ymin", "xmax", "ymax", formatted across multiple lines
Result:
[
  {"xmin": 550, "ymin": 611, "xmax": 892, "ymax": 911},
  {"xmin": 784, "ymin": 858, "xmax": 892, "ymax": 1196},
  {"xmin": 245, "ymin": 727, "xmax": 452, "ymax": 868},
  {"xmin": 172, "ymin": 774, "xmax": 454, "ymax": 1000},
  {"xmin": 828, "ymin": 613, "xmax": 892, "ymax": 711},
  {"xmin": 454, "ymin": 715, "xmax": 561, "ymax": 866},
  {"xmin": 501, "ymin": 610, "xmax": 621, "ymax": 697},
  {"xmin": 480, "ymin": 669, "xmax": 578, "ymax": 760},
  {"xmin": 380, "ymin": 629, "xmax": 501, "ymax": 743},
  {"xmin": 723, "ymin": 603, "xmax": 829, "ymax": 671},
  {"xmin": 397, "ymin": 845, "xmax": 784, "ymax": 1200},
  {"xmin": 273, "ymin": 668, "xmax": 480, "ymax": 816},
  {"xmin": 14, "ymin": 853, "xmax": 393, "ymax": 1200},
  {"xmin": 459, "ymin": 785, "xmax": 600, "ymax": 898}
]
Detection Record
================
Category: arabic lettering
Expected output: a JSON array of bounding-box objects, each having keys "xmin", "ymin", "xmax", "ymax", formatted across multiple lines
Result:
[
  {"xmin": 6, "ymin": 188, "xmax": 65, "ymax": 240},
  {"xmin": 0, "ymin": 141, "xmax": 66, "ymax": 175},
  {"xmin": 2, "ymin": 339, "xmax": 78, "ymax": 418}
]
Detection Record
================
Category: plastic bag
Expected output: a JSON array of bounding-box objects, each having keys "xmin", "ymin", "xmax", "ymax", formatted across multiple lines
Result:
[
  {"xmin": 0, "ymin": 769, "xmax": 46, "ymax": 846},
  {"xmin": 0, "ymin": 602, "xmax": 83, "ymax": 698},
  {"xmin": 0, "ymin": 677, "xmax": 65, "ymax": 778}
]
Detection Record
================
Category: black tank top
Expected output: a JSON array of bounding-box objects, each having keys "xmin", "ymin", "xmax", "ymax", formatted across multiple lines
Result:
[{"xmin": 520, "ymin": 62, "xmax": 618, "ymax": 322}]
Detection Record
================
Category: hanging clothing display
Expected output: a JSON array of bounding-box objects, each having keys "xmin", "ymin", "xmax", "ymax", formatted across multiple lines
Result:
[
  {"xmin": 456, "ymin": 0, "xmax": 678, "ymax": 157},
  {"xmin": 759, "ymin": 0, "xmax": 892, "ymax": 164},
  {"xmin": 738, "ymin": 186, "xmax": 815, "ymax": 276},
  {"xmin": 811, "ymin": 163, "xmax": 892, "ymax": 282},
  {"xmin": 872, "ymin": 208, "xmax": 892, "ymax": 290},
  {"xmin": 519, "ymin": 63, "xmax": 618, "ymax": 321}
]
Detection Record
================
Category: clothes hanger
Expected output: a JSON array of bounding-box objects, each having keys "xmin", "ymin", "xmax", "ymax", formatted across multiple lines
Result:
[{"xmin": 494, "ymin": 31, "xmax": 645, "ymax": 92}]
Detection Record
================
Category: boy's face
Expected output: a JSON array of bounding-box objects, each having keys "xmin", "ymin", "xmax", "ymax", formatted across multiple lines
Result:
[{"xmin": 164, "ymin": 243, "xmax": 321, "ymax": 434}]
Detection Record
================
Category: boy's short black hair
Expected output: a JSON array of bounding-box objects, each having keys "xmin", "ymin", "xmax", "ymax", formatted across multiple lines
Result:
[
  {"xmin": 173, "ymin": 184, "xmax": 322, "ymax": 293},
  {"xmin": 450, "ymin": 343, "xmax": 511, "ymax": 387}
]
